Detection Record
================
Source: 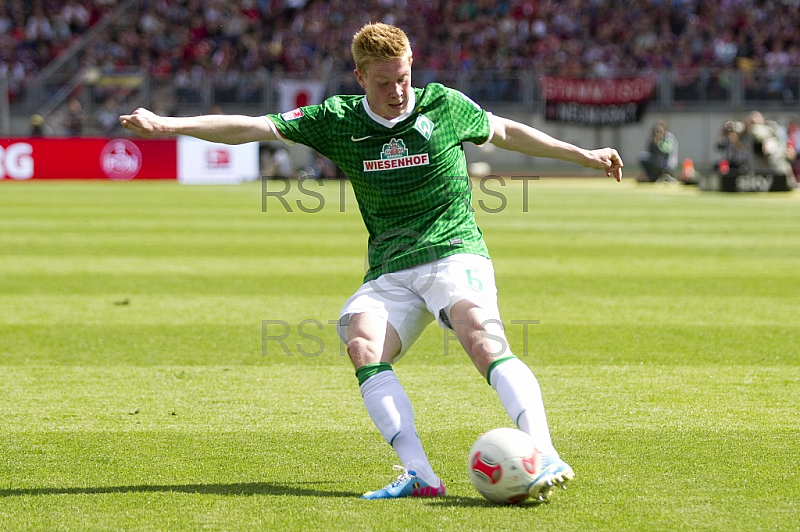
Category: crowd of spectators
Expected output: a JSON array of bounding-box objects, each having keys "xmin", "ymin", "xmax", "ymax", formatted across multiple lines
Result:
[
  {"xmin": 1, "ymin": 0, "xmax": 117, "ymax": 103},
  {"xmin": 6, "ymin": 0, "xmax": 800, "ymax": 181},
  {"xmin": 4, "ymin": 0, "xmax": 800, "ymax": 105}
]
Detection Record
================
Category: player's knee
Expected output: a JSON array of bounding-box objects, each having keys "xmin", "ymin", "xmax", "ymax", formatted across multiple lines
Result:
[
  {"xmin": 346, "ymin": 336, "xmax": 381, "ymax": 365},
  {"xmin": 467, "ymin": 330, "xmax": 512, "ymax": 362}
]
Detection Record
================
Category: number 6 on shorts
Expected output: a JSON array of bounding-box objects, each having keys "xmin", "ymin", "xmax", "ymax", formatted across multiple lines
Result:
[{"xmin": 466, "ymin": 269, "xmax": 483, "ymax": 291}]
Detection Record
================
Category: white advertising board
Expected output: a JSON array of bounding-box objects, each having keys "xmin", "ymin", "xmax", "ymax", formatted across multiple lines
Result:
[{"xmin": 178, "ymin": 137, "xmax": 259, "ymax": 184}]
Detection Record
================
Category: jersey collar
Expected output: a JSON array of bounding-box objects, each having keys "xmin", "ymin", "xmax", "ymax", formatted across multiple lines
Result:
[{"xmin": 361, "ymin": 90, "xmax": 416, "ymax": 128}]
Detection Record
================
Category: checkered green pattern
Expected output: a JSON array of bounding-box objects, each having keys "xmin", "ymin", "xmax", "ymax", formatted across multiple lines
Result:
[{"xmin": 267, "ymin": 83, "xmax": 492, "ymax": 281}]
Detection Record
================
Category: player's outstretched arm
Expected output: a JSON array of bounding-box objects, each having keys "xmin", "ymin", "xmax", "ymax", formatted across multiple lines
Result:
[
  {"xmin": 490, "ymin": 115, "xmax": 623, "ymax": 181},
  {"xmin": 119, "ymin": 108, "xmax": 278, "ymax": 145}
]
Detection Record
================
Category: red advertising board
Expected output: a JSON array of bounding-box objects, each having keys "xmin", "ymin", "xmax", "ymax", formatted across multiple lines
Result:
[{"xmin": 0, "ymin": 138, "xmax": 178, "ymax": 180}]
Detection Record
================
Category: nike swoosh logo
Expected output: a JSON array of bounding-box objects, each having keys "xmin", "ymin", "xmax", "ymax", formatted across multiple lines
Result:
[{"xmin": 350, "ymin": 135, "xmax": 372, "ymax": 142}]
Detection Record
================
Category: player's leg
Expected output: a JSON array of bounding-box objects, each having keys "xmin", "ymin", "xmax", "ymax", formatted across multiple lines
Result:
[
  {"xmin": 414, "ymin": 254, "xmax": 554, "ymax": 451},
  {"xmin": 338, "ymin": 279, "xmax": 443, "ymax": 499},
  {"xmin": 448, "ymin": 299, "xmax": 574, "ymax": 499},
  {"xmin": 448, "ymin": 299, "xmax": 555, "ymax": 454},
  {"xmin": 420, "ymin": 255, "xmax": 573, "ymax": 499}
]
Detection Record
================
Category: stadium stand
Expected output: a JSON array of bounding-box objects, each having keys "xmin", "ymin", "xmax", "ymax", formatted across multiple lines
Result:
[{"xmin": 3, "ymin": 0, "xmax": 800, "ymax": 135}]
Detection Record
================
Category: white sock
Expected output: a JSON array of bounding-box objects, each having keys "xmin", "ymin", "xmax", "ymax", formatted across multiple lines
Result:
[
  {"xmin": 359, "ymin": 370, "xmax": 439, "ymax": 485},
  {"xmin": 489, "ymin": 357, "xmax": 557, "ymax": 455}
]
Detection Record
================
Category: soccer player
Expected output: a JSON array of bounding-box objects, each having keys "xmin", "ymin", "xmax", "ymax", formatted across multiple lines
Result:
[{"xmin": 120, "ymin": 22, "xmax": 623, "ymax": 501}]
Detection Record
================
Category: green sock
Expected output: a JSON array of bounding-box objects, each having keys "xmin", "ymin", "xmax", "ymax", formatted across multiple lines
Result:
[
  {"xmin": 485, "ymin": 355, "xmax": 517, "ymax": 385},
  {"xmin": 355, "ymin": 362, "xmax": 393, "ymax": 386}
]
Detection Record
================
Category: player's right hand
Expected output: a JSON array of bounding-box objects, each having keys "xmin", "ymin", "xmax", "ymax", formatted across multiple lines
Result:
[{"xmin": 119, "ymin": 108, "xmax": 172, "ymax": 138}]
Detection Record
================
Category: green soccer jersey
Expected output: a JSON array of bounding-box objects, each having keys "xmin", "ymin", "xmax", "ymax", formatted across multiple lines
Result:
[{"xmin": 267, "ymin": 83, "xmax": 492, "ymax": 282}]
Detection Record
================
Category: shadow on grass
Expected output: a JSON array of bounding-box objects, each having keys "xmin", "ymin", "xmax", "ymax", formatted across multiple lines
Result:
[
  {"xmin": 0, "ymin": 482, "xmax": 361, "ymax": 498},
  {"xmin": 426, "ymin": 495, "xmax": 549, "ymax": 508},
  {"xmin": 2, "ymin": 485, "xmax": 555, "ymax": 506}
]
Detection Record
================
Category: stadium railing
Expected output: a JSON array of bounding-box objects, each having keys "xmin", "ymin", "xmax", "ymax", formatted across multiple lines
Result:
[
  {"xmin": 128, "ymin": 67, "xmax": 800, "ymax": 115},
  {"xmin": 5, "ymin": 67, "xmax": 800, "ymax": 137}
]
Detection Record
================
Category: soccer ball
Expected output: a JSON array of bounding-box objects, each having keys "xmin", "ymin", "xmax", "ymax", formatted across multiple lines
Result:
[{"xmin": 467, "ymin": 428, "xmax": 542, "ymax": 504}]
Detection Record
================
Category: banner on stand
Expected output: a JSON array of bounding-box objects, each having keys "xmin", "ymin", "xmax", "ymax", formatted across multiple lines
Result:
[{"xmin": 543, "ymin": 77, "xmax": 656, "ymax": 125}]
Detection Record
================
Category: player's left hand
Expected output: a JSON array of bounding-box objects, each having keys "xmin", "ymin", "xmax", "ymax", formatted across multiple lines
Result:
[{"xmin": 591, "ymin": 148, "xmax": 624, "ymax": 182}]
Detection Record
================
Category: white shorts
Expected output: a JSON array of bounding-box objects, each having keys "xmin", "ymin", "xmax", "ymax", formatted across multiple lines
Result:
[{"xmin": 337, "ymin": 254, "xmax": 501, "ymax": 361}]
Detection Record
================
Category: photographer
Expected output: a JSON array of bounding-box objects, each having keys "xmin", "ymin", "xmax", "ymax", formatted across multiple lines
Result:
[
  {"xmin": 715, "ymin": 120, "xmax": 748, "ymax": 172},
  {"xmin": 740, "ymin": 111, "xmax": 797, "ymax": 188},
  {"xmin": 639, "ymin": 121, "xmax": 678, "ymax": 182}
]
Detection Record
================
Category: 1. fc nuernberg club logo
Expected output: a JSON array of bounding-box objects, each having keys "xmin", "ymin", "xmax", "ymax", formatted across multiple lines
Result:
[
  {"xmin": 363, "ymin": 138, "xmax": 429, "ymax": 172},
  {"xmin": 100, "ymin": 139, "xmax": 142, "ymax": 181}
]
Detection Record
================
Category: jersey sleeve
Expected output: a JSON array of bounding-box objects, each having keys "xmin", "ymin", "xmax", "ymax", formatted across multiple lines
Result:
[
  {"xmin": 443, "ymin": 86, "xmax": 493, "ymax": 146},
  {"xmin": 264, "ymin": 105, "xmax": 327, "ymax": 152}
]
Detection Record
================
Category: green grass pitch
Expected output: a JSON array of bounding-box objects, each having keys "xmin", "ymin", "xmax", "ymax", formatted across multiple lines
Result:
[{"xmin": 1, "ymin": 178, "xmax": 798, "ymax": 531}]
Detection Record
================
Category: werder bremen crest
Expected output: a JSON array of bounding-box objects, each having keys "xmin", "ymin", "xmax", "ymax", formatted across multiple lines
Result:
[{"xmin": 413, "ymin": 115, "xmax": 434, "ymax": 140}]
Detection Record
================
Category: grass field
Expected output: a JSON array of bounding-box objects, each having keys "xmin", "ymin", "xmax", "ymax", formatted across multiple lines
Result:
[{"xmin": 1, "ymin": 178, "xmax": 798, "ymax": 531}]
